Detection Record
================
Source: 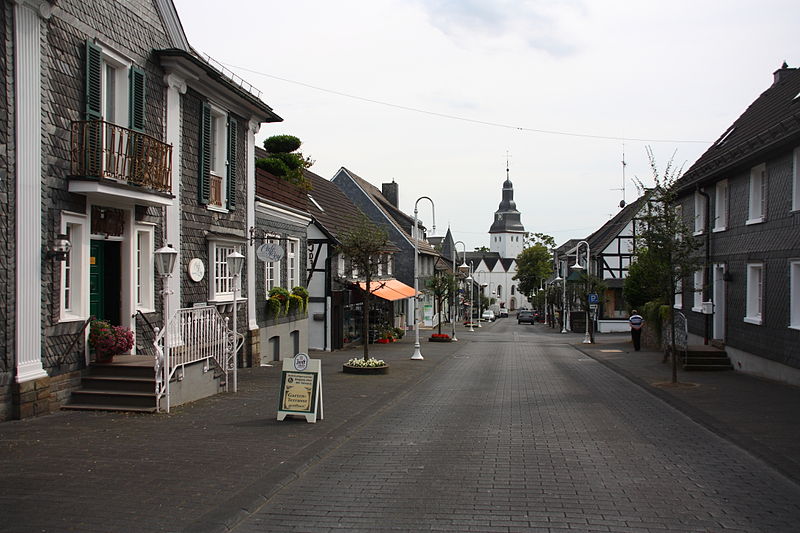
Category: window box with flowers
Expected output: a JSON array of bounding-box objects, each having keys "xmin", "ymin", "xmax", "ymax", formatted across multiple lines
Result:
[
  {"xmin": 429, "ymin": 333, "xmax": 451, "ymax": 342},
  {"xmin": 88, "ymin": 319, "xmax": 134, "ymax": 363}
]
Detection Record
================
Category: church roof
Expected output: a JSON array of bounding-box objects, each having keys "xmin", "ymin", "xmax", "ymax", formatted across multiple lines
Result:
[{"xmin": 489, "ymin": 172, "xmax": 525, "ymax": 234}]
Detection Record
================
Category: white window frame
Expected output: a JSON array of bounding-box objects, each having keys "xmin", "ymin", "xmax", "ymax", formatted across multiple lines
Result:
[
  {"xmin": 674, "ymin": 278, "xmax": 683, "ymax": 309},
  {"xmin": 135, "ymin": 225, "xmax": 155, "ymax": 313},
  {"xmin": 790, "ymin": 260, "xmax": 800, "ymax": 330},
  {"xmin": 744, "ymin": 263, "xmax": 764, "ymax": 325},
  {"xmin": 98, "ymin": 45, "xmax": 131, "ymax": 126},
  {"xmin": 693, "ymin": 191, "xmax": 706, "ymax": 235},
  {"xmin": 60, "ymin": 213, "xmax": 89, "ymax": 322},
  {"xmin": 747, "ymin": 164, "xmax": 766, "ymax": 225},
  {"xmin": 692, "ymin": 270, "xmax": 703, "ymax": 312},
  {"xmin": 264, "ymin": 238, "xmax": 282, "ymax": 294},
  {"xmin": 287, "ymin": 238, "xmax": 299, "ymax": 289},
  {"xmin": 209, "ymin": 240, "xmax": 242, "ymax": 302},
  {"xmin": 792, "ymin": 147, "xmax": 800, "ymax": 212},
  {"xmin": 207, "ymin": 103, "xmax": 229, "ymax": 211},
  {"xmin": 713, "ymin": 179, "xmax": 728, "ymax": 232}
]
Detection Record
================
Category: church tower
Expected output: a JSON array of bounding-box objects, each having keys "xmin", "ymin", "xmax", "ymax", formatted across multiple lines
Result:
[{"xmin": 489, "ymin": 167, "xmax": 525, "ymax": 258}]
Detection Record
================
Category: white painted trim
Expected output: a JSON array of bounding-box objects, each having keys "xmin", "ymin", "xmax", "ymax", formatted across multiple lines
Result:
[
  {"xmin": 163, "ymin": 73, "xmax": 185, "ymax": 319},
  {"xmin": 255, "ymin": 200, "xmax": 312, "ymax": 224},
  {"xmin": 60, "ymin": 213, "xmax": 90, "ymax": 323},
  {"xmin": 247, "ymin": 119, "xmax": 259, "ymax": 330},
  {"xmin": 68, "ymin": 181, "xmax": 173, "ymax": 207},
  {"xmin": 15, "ymin": 1, "xmax": 47, "ymax": 382}
]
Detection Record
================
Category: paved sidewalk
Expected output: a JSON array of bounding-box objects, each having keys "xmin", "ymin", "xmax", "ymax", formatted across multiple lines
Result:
[
  {"xmin": 552, "ymin": 327, "xmax": 800, "ymax": 485},
  {"xmin": 0, "ymin": 329, "xmax": 465, "ymax": 533}
]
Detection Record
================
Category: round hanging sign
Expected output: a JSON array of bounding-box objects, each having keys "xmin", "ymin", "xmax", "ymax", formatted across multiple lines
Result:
[{"xmin": 257, "ymin": 242, "xmax": 284, "ymax": 262}]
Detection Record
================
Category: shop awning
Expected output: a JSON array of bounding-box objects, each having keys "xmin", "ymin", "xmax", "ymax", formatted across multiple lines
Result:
[{"xmin": 358, "ymin": 279, "xmax": 418, "ymax": 301}]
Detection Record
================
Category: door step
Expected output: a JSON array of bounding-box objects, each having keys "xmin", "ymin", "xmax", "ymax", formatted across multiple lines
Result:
[
  {"xmin": 63, "ymin": 356, "xmax": 158, "ymax": 412},
  {"xmin": 683, "ymin": 345, "xmax": 733, "ymax": 371}
]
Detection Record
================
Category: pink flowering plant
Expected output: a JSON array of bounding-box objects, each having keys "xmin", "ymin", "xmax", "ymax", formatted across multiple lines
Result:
[{"xmin": 88, "ymin": 319, "xmax": 134, "ymax": 359}]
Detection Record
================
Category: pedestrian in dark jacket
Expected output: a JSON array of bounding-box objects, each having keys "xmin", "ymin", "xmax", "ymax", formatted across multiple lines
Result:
[{"xmin": 629, "ymin": 310, "xmax": 644, "ymax": 351}]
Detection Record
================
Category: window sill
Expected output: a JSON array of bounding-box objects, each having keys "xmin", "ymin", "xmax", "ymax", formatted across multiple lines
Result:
[
  {"xmin": 674, "ymin": 303, "xmax": 683, "ymax": 309},
  {"xmin": 789, "ymin": 325, "xmax": 800, "ymax": 331},
  {"xmin": 60, "ymin": 312, "xmax": 89, "ymax": 324},
  {"xmin": 746, "ymin": 217, "xmax": 764, "ymax": 225},
  {"xmin": 692, "ymin": 306, "xmax": 703, "ymax": 313},
  {"xmin": 208, "ymin": 296, "xmax": 248, "ymax": 305},
  {"xmin": 136, "ymin": 307, "xmax": 156, "ymax": 314},
  {"xmin": 743, "ymin": 316, "xmax": 762, "ymax": 325},
  {"xmin": 207, "ymin": 205, "xmax": 230, "ymax": 214},
  {"xmin": 712, "ymin": 226, "xmax": 727, "ymax": 233},
  {"xmin": 693, "ymin": 230, "xmax": 704, "ymax": 237}
]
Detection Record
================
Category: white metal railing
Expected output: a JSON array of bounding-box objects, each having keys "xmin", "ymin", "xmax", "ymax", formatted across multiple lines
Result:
[{"xmin": 153, "ymin": 306, "xmax": 235, "ymax": 413}]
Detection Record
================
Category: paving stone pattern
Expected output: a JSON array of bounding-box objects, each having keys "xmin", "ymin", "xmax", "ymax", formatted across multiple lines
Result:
[{"xmin": 237, "ymin": 332, "xmax": 800, "ymax": 532}]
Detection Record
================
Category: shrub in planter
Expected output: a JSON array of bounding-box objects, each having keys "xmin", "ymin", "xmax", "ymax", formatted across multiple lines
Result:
[
  {"xmin": 393, "ymin": 327, "xmax": 405, "ymax": 339},
  {"xmin": 291, "ymin": 286, "xmax": 309, "ymax": 313},
  {"xmin": 88, "ymin": 319, "xmax": 134, "ymax": 362},
  {"xmin": 266, "ymin": 297, "xmax": 282, "ymax": 317},
  {"xmin": 429, "ymin": 333, "xmax": 451, "ymax": 342},
  {"xmin": 288, "ymin": 294, "xmax": 305, "ymax": 315},
  {"xmin": 268, "ymin": 287, "xmax": 290, "ymax": 315}
]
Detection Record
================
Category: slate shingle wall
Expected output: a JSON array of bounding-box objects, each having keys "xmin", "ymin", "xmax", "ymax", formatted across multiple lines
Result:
[
  {"xmin": 0, "ymin": 2, "xmax": 12, "ymax": 387},
  {"xmin": 179, "ymin": 89, "xmax": 250, "ymax": 352},
  {"xmin": 680, "ymin": 149, "xmax": 800, "ymax": 370},
  {"xmin": 36, "ymin": 1, "xmax": 171, "ymax": 376}
]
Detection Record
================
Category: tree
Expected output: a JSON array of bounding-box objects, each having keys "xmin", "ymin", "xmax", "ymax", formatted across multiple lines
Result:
[
  {"xmin": 256, "ymin": 135, "xmax": 314, "ymax": 190},
  {"xmin": 513, "ymin": 233, "xmax": 555, "ymax": 301},
  {"xmin": 630, "ymin": 147, "xmax": 702, "ymax": 383},
  {"xmin": 474, "ymin": 246, "xmax": 490, "ymax": 253},
  {"xmin": 426, "ymin": 273, "xmax": 457, "ymax": 335},
  {"xmin": 336, "ymin": 215, "xmax": 392, "ymax": 361},
  {"xmin": 568, "ymin": 272, "xmax": 607, "ymax": 343}
]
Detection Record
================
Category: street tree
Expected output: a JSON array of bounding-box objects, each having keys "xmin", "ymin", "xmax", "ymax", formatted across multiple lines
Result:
[
  {"xmin": 426, "ymin": 273, "xmax": 458, "ymax": 335},
  {"xmin": 628, "ymin": 147, "xmax": 702, "ymax": 383},
  {"xmin": 514, "ymin": 232, "xmax": 556, "ymax": 308},
  {"xmin": 336, "ymin": 215, "xmax": 392, "ymax": 361}
]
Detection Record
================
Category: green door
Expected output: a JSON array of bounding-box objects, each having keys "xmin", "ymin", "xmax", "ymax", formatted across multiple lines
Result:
[{"xmin": 90, "ymin": 240, "xmax": 121, "ymax": 325}]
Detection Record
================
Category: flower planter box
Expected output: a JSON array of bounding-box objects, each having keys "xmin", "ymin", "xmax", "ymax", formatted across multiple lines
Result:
[
  {"xmin": 428, "ymin": 335, "xmax": 451, "ymax": 342},
  {"xmin": 375, "ymin": 338, "xmax": 391, "ymax": 344},
  {"xmin": 343, "ymin": 364, "xmax": 389, "ymax": 375}
]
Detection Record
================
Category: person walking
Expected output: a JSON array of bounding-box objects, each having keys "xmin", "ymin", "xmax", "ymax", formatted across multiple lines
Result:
[{"xmin": 629, "ymin": 310, "xmax": 644, "ymax": 351}]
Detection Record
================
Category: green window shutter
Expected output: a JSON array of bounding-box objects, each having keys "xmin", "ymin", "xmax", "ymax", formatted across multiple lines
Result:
[
  {"xmin": 85, "ymin": 40, "xmax": 102, "ymax": 120},
  {"xmin": 198, "ymin": 102, "xmax": 212, "ymax": 205},
  {"xmin": 128, "ymin": 66, "xmax": 146, "ymax": 132},
  {"xmin": 226, "ymin": 116, "xmax": 238, "ymax": 210}
]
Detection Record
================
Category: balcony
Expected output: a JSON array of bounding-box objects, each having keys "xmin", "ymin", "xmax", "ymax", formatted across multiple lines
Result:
[{"xmin": 69, "ymin": 120, "xmax": 173, "ymax": 205}]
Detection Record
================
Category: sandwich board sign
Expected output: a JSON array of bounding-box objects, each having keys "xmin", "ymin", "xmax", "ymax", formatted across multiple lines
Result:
[{"xmin": 277, "ymin": 353, "xmax": 323, "ymax": 423}]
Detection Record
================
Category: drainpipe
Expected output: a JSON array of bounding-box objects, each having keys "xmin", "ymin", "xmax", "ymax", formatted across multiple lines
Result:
[{"xmin": 697, "ymin": 186, "xmax": 711, "ymax": 345}]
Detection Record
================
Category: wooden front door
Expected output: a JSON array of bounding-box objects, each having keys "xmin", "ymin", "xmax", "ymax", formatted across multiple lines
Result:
[{"xmin": 90, "ymin": 240, "xmax": 121, "ymax": 325}]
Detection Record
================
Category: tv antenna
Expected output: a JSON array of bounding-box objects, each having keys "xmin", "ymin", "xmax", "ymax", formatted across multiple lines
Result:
[{"xmin": 610, "ymin": 144, "xmax": 627, "ymax": 208}]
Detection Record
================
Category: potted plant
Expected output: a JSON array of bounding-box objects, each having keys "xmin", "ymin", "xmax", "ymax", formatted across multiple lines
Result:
[
  {"xmin": 268, "ymin": 287, "xmax": 290, "ymax": 316},
  {"xmin": 88, "ymin": 319, "xmax": 134, "ymax": 363},
  {"xmin": 429, "ymin": 333, "xmax": 451, "ymax": 342}
]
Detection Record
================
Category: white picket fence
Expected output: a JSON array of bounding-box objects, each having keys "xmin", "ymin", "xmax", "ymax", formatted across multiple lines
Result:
[{"xmin": 153, "ymin": 306, "xmax": 235, "ymax": 413}]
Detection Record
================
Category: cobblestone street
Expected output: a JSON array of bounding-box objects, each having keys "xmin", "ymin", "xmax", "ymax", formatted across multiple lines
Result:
[{"xmin": 234, "ymin": 324, "xmax": 800, "ymax": 532}]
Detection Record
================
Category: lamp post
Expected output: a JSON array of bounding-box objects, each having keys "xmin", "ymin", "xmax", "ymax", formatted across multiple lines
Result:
[
  {"xmin": 226, "ymin": 250, "xmax": 245, "ymax": 391},
  {"xmin": 154, "ymin": 244, "xmax": 178, "ymax": 412},
  {"xmin": 478, "ymin": 283, "xmax": 488, "ymax": 326},
  {"xmin": 411, "ymin": 196, "xmax": 435, "ymax": 360},
  {"xmin": 465, "ymin": 265, "xmax": 475, "ymax": 332},
  {"xmin": 453, "ymin": 240, "xmax": 468, "ymax": 341},
  {"xmin": 570, "ymin": 240, "xmax": 592, "ymax": 344}
]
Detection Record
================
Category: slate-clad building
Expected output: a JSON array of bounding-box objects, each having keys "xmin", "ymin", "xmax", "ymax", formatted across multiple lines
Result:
[
  {"xmin": 674, "ymin": 65, "xmax": 800, "ymax": 385},
  {"xmin": 1, "ymin": 0, "xmax": 281, "ymax": 419}
]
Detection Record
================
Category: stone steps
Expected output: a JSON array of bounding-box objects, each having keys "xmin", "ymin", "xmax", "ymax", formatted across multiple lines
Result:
[
  {"xmin": 63, "ymin": 356, "xmax": 158, "ymax": 412},
  {"xmin": 683, "ymin": 345, "xmax": 733, "ymax": 371}
]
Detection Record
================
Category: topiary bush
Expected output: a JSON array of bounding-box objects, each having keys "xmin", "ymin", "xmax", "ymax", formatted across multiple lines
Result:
[{"xmin": 257, "ymin": 135, "xmax": 313, "ymax": 190}]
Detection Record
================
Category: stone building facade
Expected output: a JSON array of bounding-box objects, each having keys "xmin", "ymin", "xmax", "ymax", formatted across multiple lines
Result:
[{"xmin": 0, "ymin": 0, "xmax": 281, "ymax": 420}]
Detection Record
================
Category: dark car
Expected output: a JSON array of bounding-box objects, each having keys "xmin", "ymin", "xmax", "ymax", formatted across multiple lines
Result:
[{"xmin": 517, "ymin": 310, "xmax": 534, "ymax": 324}]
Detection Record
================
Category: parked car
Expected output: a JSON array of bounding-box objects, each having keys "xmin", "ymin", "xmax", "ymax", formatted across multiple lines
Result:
[
  {"xmin": 498, "ymin": 309, "xmax": 509, "ymax": 318},
  {"xmin": 481, "ymin": 310, "xmax": 496, "ymax": 322},
  {"xmin": 517, "ymin": 310, "xmax": 534, "ymax": 324}
]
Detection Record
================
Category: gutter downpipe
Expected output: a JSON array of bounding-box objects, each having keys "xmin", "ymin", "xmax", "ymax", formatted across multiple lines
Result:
[{"xmin": 697, "ymin": 186, "xmax": 711, "ymax": 345}]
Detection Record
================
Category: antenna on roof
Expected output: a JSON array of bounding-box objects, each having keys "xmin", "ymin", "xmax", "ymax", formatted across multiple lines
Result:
[{"xmin": 610, "ymin": 143, "xmax": 627, "ymax": 208}]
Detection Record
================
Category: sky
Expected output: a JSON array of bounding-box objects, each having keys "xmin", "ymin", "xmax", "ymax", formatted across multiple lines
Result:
[{"xmin": 172, "ymin": 0, "xmax": 799, "ymax": 251}]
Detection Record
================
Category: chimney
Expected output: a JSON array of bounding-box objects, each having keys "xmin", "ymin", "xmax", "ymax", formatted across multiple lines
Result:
[
  {"xmin": 382, "ymin": 180, "xmax": 399, "ymax": 208},
  {"xmin": 773, "ymin": 61, "xmax": 791, "ymax": 85}
]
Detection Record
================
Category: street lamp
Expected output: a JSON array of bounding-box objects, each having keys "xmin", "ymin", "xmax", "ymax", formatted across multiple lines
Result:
[
  {"xmin": 465, "ymin": 267, "xmax": 475, "ymax": 332},
  {"xmin": 570, "ymin": 240, "xmax": 592, "ymax": 344},
  {"xmin": 411, "ymin": 196, "xmax": 435, "ymax": 360},
  {"xmin": 154, "ymin": 243, "xmax": 178, "ymax": 412},
  {"xmin": 478, "ymin": 283, "xmax": 488, "ymax": 327},
  {"xmin": 453, "ymin": 240, "xmax": 468, "ymax": 341},
  {"xmin": 227, "ymin": 250, "xmax": 245, "ymax": 391}
]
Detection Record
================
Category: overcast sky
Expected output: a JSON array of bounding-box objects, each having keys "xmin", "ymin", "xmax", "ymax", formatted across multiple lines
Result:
[{"xmin": 172, "ymin": 0, "xmax": 798, "ymax": 251}]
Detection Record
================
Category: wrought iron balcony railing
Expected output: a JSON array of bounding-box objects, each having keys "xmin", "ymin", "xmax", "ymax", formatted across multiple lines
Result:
[{"xmin": 70, "ymin": 120, "xmax": 172, "ymax": 193}]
